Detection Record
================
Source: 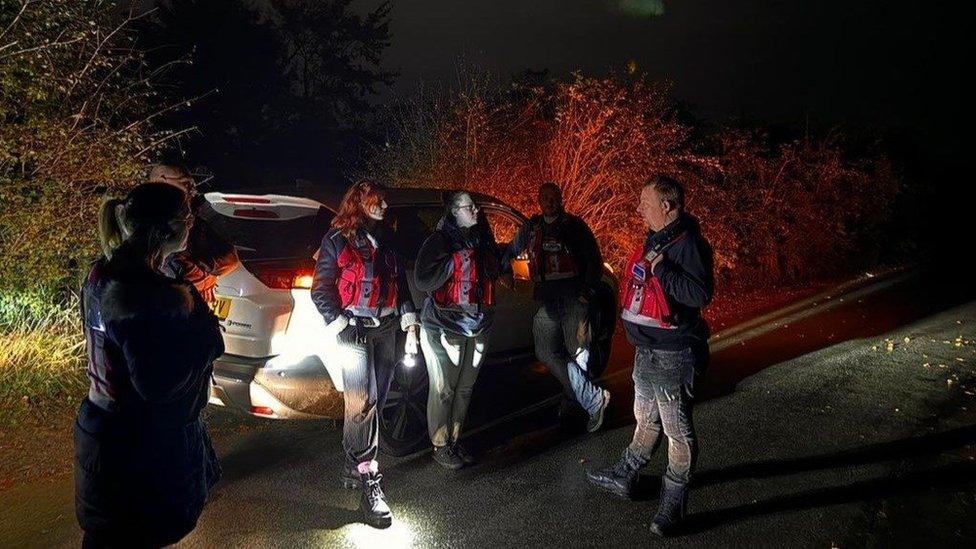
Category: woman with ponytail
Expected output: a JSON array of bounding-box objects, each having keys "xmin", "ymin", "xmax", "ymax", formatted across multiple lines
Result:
[{"xmin": 76, "ymin": 183, "xmax": 224, "ymax": 548}]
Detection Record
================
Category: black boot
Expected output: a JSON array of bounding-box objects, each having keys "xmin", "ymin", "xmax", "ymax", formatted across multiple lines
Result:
[
  {"xmin": 432, "ymin": 445, "xmax": 464, "ymax": 470},
  {"xmin": 339, "ymin": 465, "xmax": 360, "ymax": 490},
  {"xmin": 586, "ymin": 457, "xmax": 638, "ymax": 499},
  {"xmin": 360, "ymin": 471, "xmax": 393, "ymax": 528},
  {"xmin": 649, "ymin": 476, "xmax": 688, "ymax": 537},
  {"xmin": 453, "ymin": 443, "xmax": 477, "ymax": 465}
]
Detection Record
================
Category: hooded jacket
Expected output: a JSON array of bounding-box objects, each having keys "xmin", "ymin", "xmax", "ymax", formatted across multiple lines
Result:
[{"xmin": 414, "ymin": 215, "xmax": 502, "ymax": 337}]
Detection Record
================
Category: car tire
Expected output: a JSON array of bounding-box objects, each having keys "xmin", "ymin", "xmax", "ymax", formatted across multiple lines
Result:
[{"xmin": 379, "ymin": 355, "xmax": 430, "ymax": 457}]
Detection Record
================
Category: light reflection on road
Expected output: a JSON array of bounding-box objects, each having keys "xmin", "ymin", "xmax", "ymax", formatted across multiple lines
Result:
[{"xmin": 333, "ymin": 511, "xmax": 420, "ymax": 548}]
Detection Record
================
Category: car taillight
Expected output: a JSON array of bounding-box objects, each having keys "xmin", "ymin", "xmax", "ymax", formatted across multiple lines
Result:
[
  {"xmin": 225, "ymin": 196, "xmax": 272, "ymax": 204},
  {"xmin": 233, "ymin": 208, "xmax": 279, "ymax": 219},
  {"xmin": 248, "ymin": 260, "xmax": 315, "ymax": 290},
  {"xmin": 293, "ymin": 273, "xmax": 314, "ymax": 289},
  {"xmin": 251, "ymin": 406, "xmax": 275, "ymax": 416}
]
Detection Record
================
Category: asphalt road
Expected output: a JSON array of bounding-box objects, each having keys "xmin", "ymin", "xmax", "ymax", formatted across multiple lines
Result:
[{"xmin": 3, "ymin": 271, "xmax": 975, "ymax": 548}]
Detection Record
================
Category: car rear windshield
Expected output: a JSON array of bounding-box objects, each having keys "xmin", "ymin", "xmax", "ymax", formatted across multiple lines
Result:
[{"xmin": 197, "ymin": 203, "xmax": 334, "ymax": 261}]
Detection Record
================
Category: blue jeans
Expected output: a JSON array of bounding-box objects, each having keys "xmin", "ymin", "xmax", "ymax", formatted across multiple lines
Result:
[
  {"xmin": 624, "ymin": 346, "xmax": 699, "ymax": 485},
  {"xmin": 533, "ymin": 296, "xmax": 605, "ymax": 416}
]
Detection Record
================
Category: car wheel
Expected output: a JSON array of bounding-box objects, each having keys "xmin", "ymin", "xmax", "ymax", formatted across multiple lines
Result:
[{"xmin": 379, "ymin": 357, "xmax": 430, "ymax": 457}]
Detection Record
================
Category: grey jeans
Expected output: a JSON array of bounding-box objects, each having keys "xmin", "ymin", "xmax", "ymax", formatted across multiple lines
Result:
[
  {"xmin": 421, "ymin": 326, "xmax": 489, "ymax": 448},
  {"xmin": 533, "ymin": 297, "xmax": 605, "ymax": 415},
  {"xmin": 336, "ymin": 317, "xmax": 397, "ymax": 466},
  {"xmin": 624, "ymin": 346, "xmax": 700, "ymax": 485}
]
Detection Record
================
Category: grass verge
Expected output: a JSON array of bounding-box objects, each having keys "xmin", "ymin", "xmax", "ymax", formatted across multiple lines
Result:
[{"xmin": 0, "ymin": 293, "xmax": 87, "ymax": 425}]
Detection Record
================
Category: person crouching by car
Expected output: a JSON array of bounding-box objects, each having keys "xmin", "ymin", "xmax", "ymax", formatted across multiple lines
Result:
[
  {"xmin": 414, "ymin": 191, "xmax": 502, "ymax": 470},
  {"xmin": 76, "ymin": 183, "xmax": 224, "ymax": 548},
  {"xmin": 148, "ymin": 164, "xmax": 240, "ymax": 304},
  {"xmin": 310, "ymin": 182, "xmax": 420, "ymax": 529}
]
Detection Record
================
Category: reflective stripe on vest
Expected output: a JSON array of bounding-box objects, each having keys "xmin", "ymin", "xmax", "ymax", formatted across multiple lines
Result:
[
  {"xmin": 83, "ymin": 264, "xmax": 119, "ymax": 411},
  {"xmin": 434, "ymin": 248, "xmax": 494, "ymax": 311},
  {"xmin": 336, "ymin": 233, "xmax": 398, "ymax": 316},
  {"xmin": 618, "ymin": 233, "xmax": 687, "ymax": 330},
  {"xmin": 527, "ymin": 222, "xmax": 579, "ymax": 282}
]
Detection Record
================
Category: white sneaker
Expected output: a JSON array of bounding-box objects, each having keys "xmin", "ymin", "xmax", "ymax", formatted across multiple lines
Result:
[{"xmin": 586, "ymin": 389, "xmax": 611, "ymax": 433}]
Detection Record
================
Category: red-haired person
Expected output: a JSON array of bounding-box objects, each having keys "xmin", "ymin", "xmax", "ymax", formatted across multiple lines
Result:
[
  {"xmin": 413, "ymin": 191, "xmax": 502, "ymax": 470},
  {"xmin": 310, "ymin": 182, "xmax": 419, "ymax": 528}
]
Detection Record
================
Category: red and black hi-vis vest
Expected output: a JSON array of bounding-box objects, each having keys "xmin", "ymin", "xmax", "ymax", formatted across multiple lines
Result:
[
  {"xmin": 335, "ymin": 232, "xmax": 399, "ymax": 317},
  {"xmin": 527, "ymin": 219, "xmax": 579, "ymax": 282},
  {"xmin": 82, "ymin": 262, "xmax": 122, "ymax": 411},
  {"xmin": 619, "ymin": 232, "xmax": 687, "ymax": 329},
  {"xmin": 434, "ymin": 248, "xmax": 494, "ymax": 312}
]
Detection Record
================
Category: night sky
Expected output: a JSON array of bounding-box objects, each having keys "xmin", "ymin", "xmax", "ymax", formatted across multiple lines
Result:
[{"xmin": 378, "ymin": 0, "xmax": 971, "ymax": 155}]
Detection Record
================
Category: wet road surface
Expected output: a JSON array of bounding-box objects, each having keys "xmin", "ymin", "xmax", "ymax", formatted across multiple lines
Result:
[{"xmin": 3, "ymin": 270, "xmax": 974, "ymax": 547}]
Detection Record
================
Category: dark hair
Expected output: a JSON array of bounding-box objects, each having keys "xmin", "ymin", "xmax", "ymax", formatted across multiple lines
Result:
[
  {"xmin": 98, "ymin": 183, "xmax": 190, "ymax": 262},
  {"xmin": 645, "ymin": 175, "xmax": 685, "ymax": 210},
  {"xmin": 538, "ymin": 181, "xmax": 562, "ymax": 198}
]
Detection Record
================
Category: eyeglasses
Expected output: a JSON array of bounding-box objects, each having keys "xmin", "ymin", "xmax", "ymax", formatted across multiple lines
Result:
[{"xmin": 455, "ymin": 203, "xmax": 478, "ymax": 213}]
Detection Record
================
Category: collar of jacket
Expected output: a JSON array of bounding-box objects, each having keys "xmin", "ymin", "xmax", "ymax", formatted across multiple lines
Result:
[
  {"xmin": 535, "ymin": 210, "xmax": 567, "ymax": 229},
  {"xmin": 643, "ymin": 212, "xmax": 692, "ymax": 254},
  {"xmin": 352, "ymin": 223, "xmax": 388, "ymax": 249},
  {"xmin": 436, "ymin": 215, "xmax": 482, "ymax": 249}
]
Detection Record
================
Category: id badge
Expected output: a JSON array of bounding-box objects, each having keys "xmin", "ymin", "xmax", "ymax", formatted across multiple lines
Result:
[{"xmin": 632, "ymin": 262, "xmax": 646, "ymax": 282}]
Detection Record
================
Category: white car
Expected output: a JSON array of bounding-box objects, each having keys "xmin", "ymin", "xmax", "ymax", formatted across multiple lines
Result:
[{"xmin": 202, "ymin": 186, "xmax": 618, "ymax": 455}]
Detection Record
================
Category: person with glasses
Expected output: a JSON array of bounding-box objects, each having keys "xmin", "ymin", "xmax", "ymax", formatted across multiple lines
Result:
[
  {"xmin": 414, "ymin": 191, "xmax": 502, "ymax": 469},
  {"xmin": 148, "ymin": 164, "xmax": 240, "ymax": 304}
]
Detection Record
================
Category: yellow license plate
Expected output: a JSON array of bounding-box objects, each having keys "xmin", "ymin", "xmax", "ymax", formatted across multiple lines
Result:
[{"xmin": 213, "ymin": 297, "xmax": 232, "ymax": 320}]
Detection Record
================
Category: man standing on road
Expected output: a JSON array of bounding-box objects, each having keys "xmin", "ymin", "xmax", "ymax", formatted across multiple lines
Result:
[
  {"xmin": 503, "ymin": 182, "xmax": 610, "ymax": 432},
  {"xmin": 587, "ymin": 175, "xmax": 714, "ymax": 537}
]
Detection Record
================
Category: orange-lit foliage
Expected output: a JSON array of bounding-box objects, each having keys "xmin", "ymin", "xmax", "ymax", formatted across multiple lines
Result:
[{"xmin": 374, "ymin": 74, "xmax": 899, "ymax": 286}]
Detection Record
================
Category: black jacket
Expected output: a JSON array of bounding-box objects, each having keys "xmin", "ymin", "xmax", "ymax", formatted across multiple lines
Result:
[
  {"xmin": 414, "ymin": 215, "xmax": 502, "ymax": 336},
  {"xmin": 623, "ymin": 213, "xmax": 715, "ymax": 351},
  {"xmin": 311, "ymin": 224, "xmax": 416, "ymax": 326},
  {"xmin": 75, "ymin": 249, "xmax": 223, "ymax": 545},
  {"xmin": 504, "ymin": 211, "xmax": 603, "ymax": 303}
]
